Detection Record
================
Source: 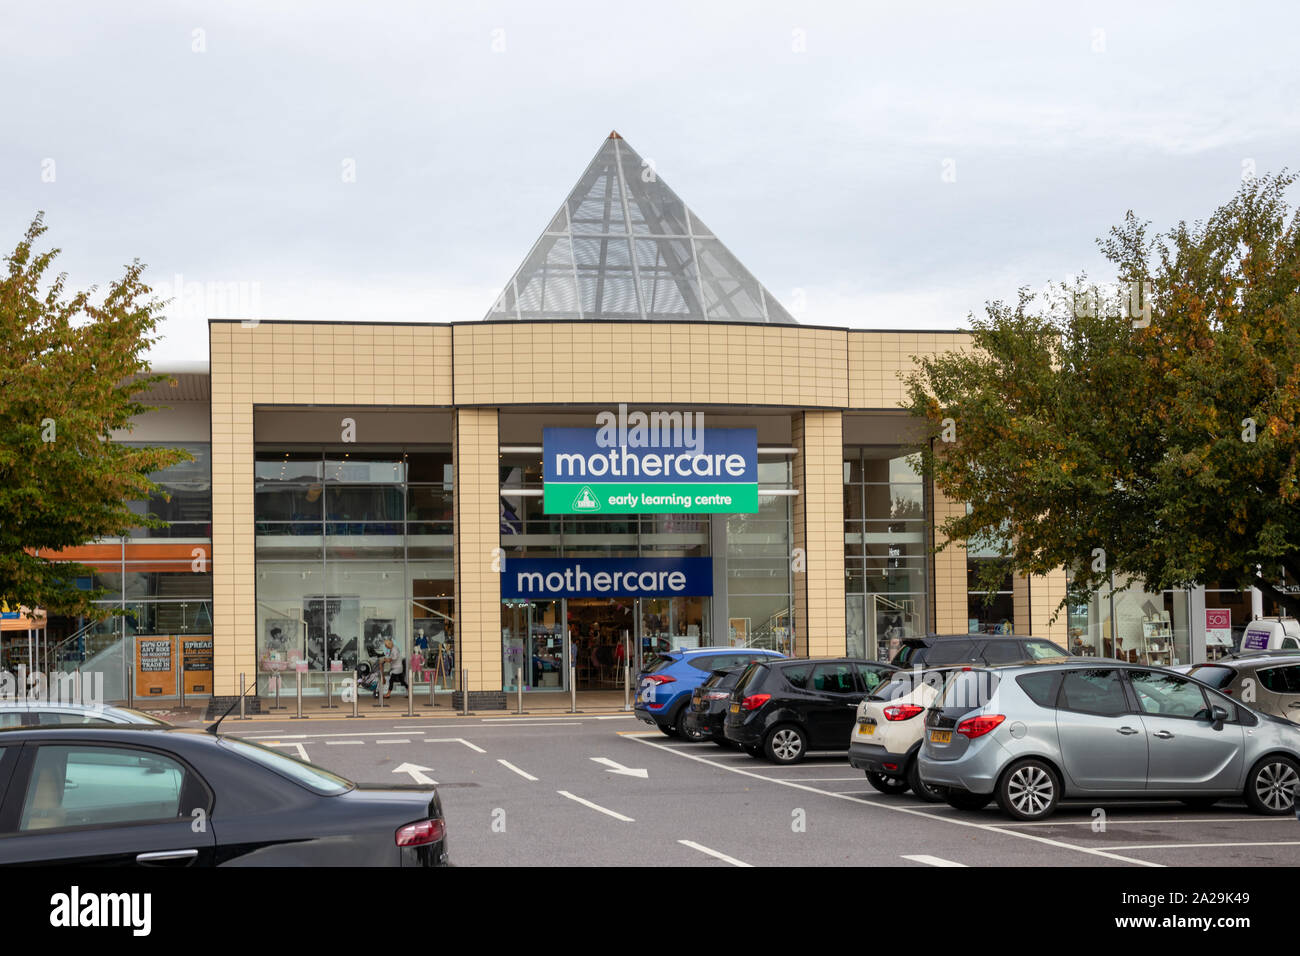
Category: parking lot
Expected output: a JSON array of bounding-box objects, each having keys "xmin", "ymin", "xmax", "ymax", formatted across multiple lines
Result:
[{"xmin": 234, "ymin": 712, "xmax": 1300, "ymax": 867}]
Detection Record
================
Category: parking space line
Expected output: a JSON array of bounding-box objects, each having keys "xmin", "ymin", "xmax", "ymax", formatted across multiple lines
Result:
[
  {"xmin": 557, "ymin": 790, "xmax": 635, "ymax": 822},
  {"xmin": 268, "ymin": 742, "xmax": 309, "ymax": 760},
  {"xmin": 990, "ymin": 815, "xmax": 1262, "ymax": 827},
  {"xmin": 325, "ymin": 740, "xmax": 364, "ymax": 745},
  {"xmin": 901, "ymin": 854, "xmax": 967, "ymax": 867},
  {"xmin": 498, "ymin": 759, "xmax": 538, "ymax": 781},
  {"xmin": 377, "ymin": 739, "xmax": 410, "ymax": 744},
  {"xmin": 679, "ymin": 840, "xmax": 752, "ymax": 867},
  {"xmin": 419, "ymin": 738, "xmax": 486, "ymax": 753},
  {"xmin": 1107, "ymin": 840, "xmax": 1300, "ymax": 850},
  {"xmin": 627, "ymin": 735, "xmax": 1163, "ymax": 867}
]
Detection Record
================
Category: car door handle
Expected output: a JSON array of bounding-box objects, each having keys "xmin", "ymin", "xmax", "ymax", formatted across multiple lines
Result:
[
  {"xmin": 1117, "ymin": 726, "xmax": 1140, "ymax": 735},
  {"xmin": 1152, "ymin": 730, "xmax": 1175, "ymax": 739},
  {"xmin": 136, "ymin": 849, "xmax": 199, "ymax": 866}
]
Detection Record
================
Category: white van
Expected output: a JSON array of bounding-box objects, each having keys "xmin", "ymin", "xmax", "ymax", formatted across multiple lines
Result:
[{"xmin": 1240, "ymin": 617, "xmax": 1300, "ymax": 652}]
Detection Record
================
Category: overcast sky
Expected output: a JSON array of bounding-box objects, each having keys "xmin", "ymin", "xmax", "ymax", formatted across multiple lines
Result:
[{"xmin": 3, "ymin": 0, "xmax": 1297, "ymax": 366}]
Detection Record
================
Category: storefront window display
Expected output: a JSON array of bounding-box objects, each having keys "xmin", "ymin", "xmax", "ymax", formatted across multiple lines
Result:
[
  {"xmin": 844, "ymin": 448, "xmax": 929, "ymax": 660},
  {"xmin": 254, "ymin": 446, "xmax": 453, "ymax": 697}
]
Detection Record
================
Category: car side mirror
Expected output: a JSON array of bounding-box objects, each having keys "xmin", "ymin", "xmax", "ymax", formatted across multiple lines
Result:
[{"xmin": 1210, "ymin": 705, "xmax": 1229, "ymax": 730}]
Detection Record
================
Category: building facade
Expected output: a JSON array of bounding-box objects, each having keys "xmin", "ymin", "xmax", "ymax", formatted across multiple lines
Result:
[{"xmin": 21, "ymin": 134, "xmax": 1270, "ymax": 708}]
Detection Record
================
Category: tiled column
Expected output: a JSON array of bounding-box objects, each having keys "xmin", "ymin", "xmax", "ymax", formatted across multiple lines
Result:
[
  {"xmin": 792, "ymin": 411, "xmax": 846, "ymax": 658},
  {"xmin": 931, "ymin": 485, "xmax": 968, "ymax": 633},
  {"xmin": 209, "ymin": 324, "xmax": 257, "ymax": 696},
  {"xmin": 453, "ymin": 408, "xmax": 503, "ymax": 698},
  {"xmin": 1013, "ymin": 574, "xmax": 1032, "ymax": 635},
  {"xmin": 1029, "ymin": 569, "xmax": 1070, "ymax": 643}
]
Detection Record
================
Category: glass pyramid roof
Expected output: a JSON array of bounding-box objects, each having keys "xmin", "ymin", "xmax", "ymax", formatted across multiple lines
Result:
[{"xmin": 486, "ymin": 132, "xmax": 796, "ymax": 324}]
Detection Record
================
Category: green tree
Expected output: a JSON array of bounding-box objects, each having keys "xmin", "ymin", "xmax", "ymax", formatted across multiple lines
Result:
[
  {"xmin": 0, "ymin": 214, "xmax": 190, "ymax": 618},
  {"xmin": 904, "ymin": 172, "xmax": 1300, "ymax": 616}
]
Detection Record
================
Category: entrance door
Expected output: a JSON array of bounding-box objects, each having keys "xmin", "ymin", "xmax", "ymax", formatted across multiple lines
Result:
[{"xmin": 567, "ymin": 598, "xmax": 634, "ymax": 690}]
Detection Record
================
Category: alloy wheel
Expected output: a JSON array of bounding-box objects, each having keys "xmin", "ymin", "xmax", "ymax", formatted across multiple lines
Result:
[
  {"xmin": 1006, "ymin": 764, "xmax": 1055, "ymax": 818},
  {"xmin": 770, "ymin": 728, "xmax": 803, "ymax": 762},
  {"xmin": 1255, "ymin": 760, "xmax": 1299, "ymax": 811}
]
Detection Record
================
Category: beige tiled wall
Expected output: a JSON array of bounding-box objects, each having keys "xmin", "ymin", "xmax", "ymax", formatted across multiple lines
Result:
[
  {"xmin": 1029, "ymin": 569, "xmax": 1070, "ymax": 644},
  {"xmin": 453, "ymin": 408, "xmax": 502, "ymax": 693},
  {"xmin": 209, "ymin": 322, "xmax": 452, "ymax": 695},
  {"xmin": 932, "ymin": 486, "xmax": 969, "ymax": 634},
  {"xmin": 453, "ymin": 323, "xmax": 848, "ymax": 408},
  {"xmin": 848, "ymin": 331, "xmax": 973, "ymax": 410},
  {"xmin": 1014, "ymin": 574, "xmax": 1032, "ymax": 636},
  {"xmin": 793, "ymin": 411, "xmax": 846, "ymax": 658}
]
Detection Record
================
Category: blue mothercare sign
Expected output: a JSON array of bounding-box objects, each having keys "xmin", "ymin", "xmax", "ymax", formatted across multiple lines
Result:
[{"xmin": 501, "ymin": 557, "xmax": 714, "ymax": 599}]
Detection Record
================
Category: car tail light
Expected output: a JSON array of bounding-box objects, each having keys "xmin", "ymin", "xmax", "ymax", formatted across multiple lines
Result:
[
  {"xmin": 645, "ymin": 674, "xmax": 676, "ymax": 685},
  {"xmin": 883, "ymin": 704, "xmax": 924, "ymax": 721},
  {"xmin": 741, "ymin": 693, "xmax": 771, "ymax": 711},
  {"xmin": 705, "ymin": 691, "xmax": 730, "ymax": 700},
  {"xmin": 395, "ymin": 818, "xmax": 446, "ymax": 847},
  {"xmin": 955, "ymin": 714, "xmax": 1006, "ymax": 739}
]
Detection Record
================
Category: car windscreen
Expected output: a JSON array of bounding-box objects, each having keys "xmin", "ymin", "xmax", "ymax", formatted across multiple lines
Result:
[
  {"xmin": 1185, "ymin": 665, "xmax": 1236, "ymax": 689},
  {"xmin": 220, "ymin": 737, "xmax": 353, "ymax": 795}
]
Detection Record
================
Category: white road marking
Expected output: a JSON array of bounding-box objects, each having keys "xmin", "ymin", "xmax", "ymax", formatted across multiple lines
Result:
[
  {"xmin": 325, "ymin": 740, "xmax": 364, "ymax": 745},
  {"xmin": 392, "ymin": 762, "xmax": 438, "ymax": 785},
  {"xmin": 902, "ymin": 854, "xmax": 967, "ymax": 867},
  {"xmin": 243, "ymin": 730, "xmax": 484, "ymax": 754},
  {"xmin": 991, "ymin": 815, "xmax": 1263, "ymax": 827},
  {"xmin": 498, "ymin": 759, "xmax": 538, "ymax": 781},
  {"xmin": 591, "ymin": 757, "xmax": 648, "ymax": 778},
  {"xmin": 267, "ymin": 742, "xmax": 309, "ymax": 760},
  {"xmin": 475, "ymin": 721, "xmax": 578, "ymax": 727},
  {"xmin": 482, "ymin": 717, "xmax": 586, "ymax": 723},
  {"xmin": 627, "ymin": 735, "xmax": 1164, "ymax": 868},
  {"xmin": 1107, "ymin": 840, "xmax": 1300, "ymax": 850},
  {"xmin": 377, "ymin": 739, "xmax": 411, "ymax": 744},
  {"xmin": 757, "ymin": 776, "xmax": 875, "ymax": 782},
  {"xmin": 595, "ymin": 715, "xmax": 636, "ymax": 720},
  {"xmin": 678, "ymin": 840, "xmax": 752, "ymax": 867},
  {"xmin": 458, "ymin": 740, "xmax": 487, "ymax": 753},
  {"xmin": 557, "ymin": 790, "xmax": 635, "ymax": 822}
]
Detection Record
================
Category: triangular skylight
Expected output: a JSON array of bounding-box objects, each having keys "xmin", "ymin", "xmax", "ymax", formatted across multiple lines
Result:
[{"xmin": 486, "ymin": 132, "xmax": 796, "ymax": 324}]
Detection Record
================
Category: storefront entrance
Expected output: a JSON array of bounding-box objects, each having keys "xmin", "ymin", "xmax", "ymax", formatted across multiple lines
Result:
[{"xmin": 568, "ymin": 598, "xmax": 634, "ymax": 690}]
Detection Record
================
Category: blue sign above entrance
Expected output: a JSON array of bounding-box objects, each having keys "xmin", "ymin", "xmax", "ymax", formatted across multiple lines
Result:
[{"xmin": 501, "ymin": 558, "xmax": 713, "ymax": 599}]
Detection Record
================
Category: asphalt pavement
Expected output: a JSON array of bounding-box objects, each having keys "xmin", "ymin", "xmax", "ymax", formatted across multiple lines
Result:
[{"xmin": 230, "ymin": 713, "xmax": 1300, "ymax": 867}]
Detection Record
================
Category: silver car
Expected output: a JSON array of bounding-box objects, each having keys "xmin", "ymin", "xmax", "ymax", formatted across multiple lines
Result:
[
  {"xmin": 0, "ymin": 702, "xmax": 171, "ymax": 728},
  {"xmin": 1185, "ymin": 652, "xmax": 1300, "ymax": 721},
  {"xmin": 917, "ymin": 662, "xmax": 1300, "ymax": 821}
]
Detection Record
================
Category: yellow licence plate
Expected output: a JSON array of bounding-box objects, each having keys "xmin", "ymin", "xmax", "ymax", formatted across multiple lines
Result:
[
  {"xmin": 729, "ymin": 703, "xmax": 739, "ymax": 713},
  {"xmin": 929, "ymin": 730, "xmax": 952, "ymax": 744},
  {"xmin": 857, "ymin": 724, "xmax": 875, "ymax": 736}
]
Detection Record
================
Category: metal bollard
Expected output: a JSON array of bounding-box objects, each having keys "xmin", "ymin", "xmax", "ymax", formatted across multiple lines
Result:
[
  {"xmin": 406, "ymin": 660, "xmax": 414, "ymax": 717},
  {"xmin": 348, "ymin": 670, "xmax": 361, "ymax": 718},
  {"xmin": 570, "ymin": 665, "xmax": 577, "ymax": 714},
  {"xmin": 376, "ymin": 660, "xmax": 385, "ymax": 709},
  {"xmin": 325, "ymin": 668, "xmax": 335, "ymax": 709},
  {"xmin": 272, "ymin": 671, "xmax": 283, "ymax": 710},
  {"xmin": 623, "ymin": 664, "xmax": 631, "ymax": 711},
  {"xmin": 516, "ymin": 667, "xmax": 524, "ymax": 715},
  {"xmin": 238, "ymin": 673, "xmax": 247, "ymax": 720},
  {"xmin": 429, "ymin": 669, "xmax": 436, "ymax": 708},
  {"xmin": 292, "ymin": 670, "xmax": 307, "ymax": 719},
  {"xmin": 461, "ymin": 668, "xmax": 469, "ymax": 716},
  {"xmin": 74, "ymin": 669, "xmax": 82, "ymax": 706}
]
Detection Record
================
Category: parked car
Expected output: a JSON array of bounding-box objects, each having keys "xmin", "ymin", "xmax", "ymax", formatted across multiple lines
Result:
[
  {"xmin": 1186, "ymin": 652, "xmax": 1300, "ymax": 720},
  {"xmin": 890, "ymin": 634, "xmax": 1070, "ymax": 668},
  {"xmin": 917, "ymin": 662, "xmax": 1300, "ymax": 821},
  {"xmin": 635, "ymin": 647, "xmax": 785, "ymax": 739},
  {"xmin": 723, "ymin": 658, "xmax": 897, "ymax": 763},
  {"xmin": 681, "ymin": 667, "xmax": 749, "ymax": 745},
  {"xmin": 0, "ymin": 725, "xmax": 449, "ymax": 865},
  {"xmin": 848, "ymin": 667, "xmax": 962, "ymax": 800},
  {"xmin": 0, "ymin": 702, "xmax": 171, "ymax": 728}
]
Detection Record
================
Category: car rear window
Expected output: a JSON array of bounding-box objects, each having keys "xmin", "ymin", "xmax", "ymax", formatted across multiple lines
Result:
[
  {"xmin": 1186, "ymin": 665, "xmax": 1237, "ymax": 690},
  {"xmin": 780, "ymin": 663, "xmax": 813, "ymax": 690},
  {"xmin": 221, "ymin": 737, "xmax": 353, "ymax": 795},
  {"xmin": 1023, "ymin": 640, "xmax": 1070, "ymax": 659},
  {"xmin": 922, "ymin": 640, "xmax": 978, "ymax": 665},
  {"xmin": 732, "ymin": 663, "xmax": 767, "ymax": 696},
  {"xmin": 642, "ymin": 652, "xmax": 680, "ymax": 674},
  {"xmin": 936, "ymin": 670, "xmax": 999, "ymax": 717}
]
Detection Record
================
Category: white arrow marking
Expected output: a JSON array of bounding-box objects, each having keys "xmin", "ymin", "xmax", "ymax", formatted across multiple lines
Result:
[
  {"xmin": 591, "ymin": 757, "xmax": 648, "ymax": 778},
  {"xmin": 392, "ymin": 762, "xmax": 438, "ymax": 785}
]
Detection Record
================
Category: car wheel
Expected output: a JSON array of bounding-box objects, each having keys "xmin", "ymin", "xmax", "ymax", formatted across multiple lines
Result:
[
  {"xmin": 656, "ymin": 722, "xmax": 676, "ymax": 738},
  {"xmin": 943, "ymin": 788, "xmax": 994, "ymax": 811},
  {"xmin": 764, "ymin": 724, "xmax": 807, "ymax": 764},
  {"xmin": 906, "ymin": 757, "xmax": 945, "ymax": 803},
  {"xmin": 865, "ymin": 771, "xmax": 909, "ymax": 795},
  {"xmin": 1244, "ymin": 754, "xmax": 1300, "ymax": 815},
  {"xmin": 997, "ymin": 759, "xmax": 1061, "ymax": 821},
  {"xmin": 742, "ymin": 744, "xmax": 763, "ymax": 758},
  {"xmin": 676, "ymin": 712, "xmax": 707, "ymax": 742}
]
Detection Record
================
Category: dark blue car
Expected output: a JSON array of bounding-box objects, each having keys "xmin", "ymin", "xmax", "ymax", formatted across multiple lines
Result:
[{"xmin": 635, "ymin": 647, "xmax": 785, "ymax": 739}]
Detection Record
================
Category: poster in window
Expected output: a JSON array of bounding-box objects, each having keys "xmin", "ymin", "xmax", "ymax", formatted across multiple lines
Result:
[
  {"xmin": 135, "ymin": 636, "xmax": 175, "ymax": 697},
  {"xmin": 182, "ymin": 636, "xmax": 213, "ymax": 694},
  {"xmin": 304, "ymin": 596, "xmax": 359, "ymax": 672}
]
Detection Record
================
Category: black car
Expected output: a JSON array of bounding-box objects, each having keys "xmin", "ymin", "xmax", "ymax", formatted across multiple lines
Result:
[
  {"xmin": 723, "ymin": 658, "xmax": 897, "ymax": 764},
  {"xmin": 0, "ymin": 726, "xmax": 448, "ymax": 866},
  {"xmin": 890, "ymin": 634, "xmax": 1070, "ymax": 668},
  {"xmin": 681, "ymin": 667, "xmax": 748, "ymax": 745}
]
